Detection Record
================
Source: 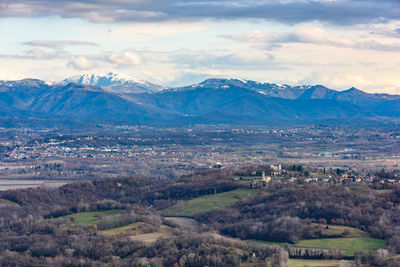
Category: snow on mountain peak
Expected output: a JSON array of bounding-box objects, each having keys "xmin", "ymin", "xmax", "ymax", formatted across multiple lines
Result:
[
  {"xmin": 64, "ymin": 72, "xmax": 142, "ymax": 86},
  {"xmin": 63, "ymin": 73, "xmax": 167, "ymax": 93}
]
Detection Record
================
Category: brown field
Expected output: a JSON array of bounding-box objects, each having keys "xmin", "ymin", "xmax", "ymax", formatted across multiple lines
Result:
[{"xmin": 130, "ymin": 225, "xmax": 173, "ymax": 244}]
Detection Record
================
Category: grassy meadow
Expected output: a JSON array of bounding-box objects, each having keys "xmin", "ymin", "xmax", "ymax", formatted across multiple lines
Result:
[
  {"xmin": 62, "ymin": 209, "xmax": 122, "ymax": 224},
  {"xmin": 160, "ymin": 188, "xmax": 257, "ymax": 216},
  {"xmin": 295, "ymin": 237, "xmax": 385, "ymax": 256},
  {"xmin": 314, "ymin": 224, "xmax": 371, "ymax": 238},
  {"xmin": 254, "ymin": 225, "xmax": 384, "ymax": 257},
  {"xmin": 289, "ymin": 259, "xmax": 341, "ymax": 267}
]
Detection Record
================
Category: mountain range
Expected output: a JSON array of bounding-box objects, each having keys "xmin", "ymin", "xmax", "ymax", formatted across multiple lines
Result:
[
  {"xmin": 62, "ymin": 73, "xmax": 166, "ymax": 94},
  {"xmin": 1, "ymin": 73, "xmax": 399, "ymax": 126}
]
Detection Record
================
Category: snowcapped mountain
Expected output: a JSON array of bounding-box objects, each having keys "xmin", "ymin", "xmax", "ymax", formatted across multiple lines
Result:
[
  {"xmin": 64, "ymin": 73, "xmax": 138, "ymax": 86},
  {"xmin": 172, "ymin": 78, "xmax": 312, "ymax": 99},
  {"xmin": 63, "ymin": 73, "xmax": 167, "ymax": 94},
  {"xmin": 1, "ymin": 76, "xmax": 400, "ymax": 126}
]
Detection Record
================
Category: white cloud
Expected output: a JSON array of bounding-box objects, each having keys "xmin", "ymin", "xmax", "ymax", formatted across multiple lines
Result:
[
  {"xmin": 68, "ymin": 56, "xmax": 97, "ymax": 70},
  {"xmin": 109, "ymin": 51, "xmax": 142, "ymax": 66},
  {"xmin": 171, "ymin": 49, "xmax": 274, "ymax": 68},
  {"xmin": 316, "ymin": 73, "xmax": 374, "ymax": 89},
  {"xmin": 298, "ymin": 72, "xmax": 400, "ymax": 94},
  {"xmin": 0, "ymin": 9, "xmax": 399, "ymax": 94},
  {"xmin": 103, "ymin": 22, "xmax": 212, "ymax": 40},
  {"xmin": 225, "ymin": 25, "xmax": 400, "ymax": 51},
  {"xmin": 27, "ymin": 48, "xmax": 46, "ymax": 59}
]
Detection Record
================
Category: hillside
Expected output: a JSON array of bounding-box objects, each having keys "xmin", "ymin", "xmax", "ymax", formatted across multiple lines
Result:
[
  {"xmin": 0, "ymin": 167, "xmax": 399, "ymax": 265},
  {"xmin": 1, "ymin": 76, "xmax": 400, "ymax": 126}
]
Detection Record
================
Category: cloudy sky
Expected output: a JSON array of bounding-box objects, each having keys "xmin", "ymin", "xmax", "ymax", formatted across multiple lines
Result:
[{"xmin": 0, "ymin": 0, "xmax": 399, "ymax": 93}]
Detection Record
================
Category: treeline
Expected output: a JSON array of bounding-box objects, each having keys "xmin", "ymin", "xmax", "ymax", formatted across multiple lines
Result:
[
  {"xmin": 195, "ymin": 183, "xmax": 400, "ymax": 254},
  {"xmin": 0, "ymin": 226, "xmax": 287, "ymax": 266},
  {"xmin": 1, "ymin": 167, "xmax": 400, "ymax": 266},
  {"xmin": 0, "ymin": 169, "xmax": 241, "ymax": 239},
  {"xmin": 0, "ymin": 169, "xmax": 239, "ymax": 217}
]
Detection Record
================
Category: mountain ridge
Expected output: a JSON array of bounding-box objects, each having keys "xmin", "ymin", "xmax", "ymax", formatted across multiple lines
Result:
[
  {"xmin": 0, "ymin": 76, "xmax": 399, "ymax": 126},
  {"xmin": 62, "ymin": 73, "xmax": 167, "ymax": 94}
]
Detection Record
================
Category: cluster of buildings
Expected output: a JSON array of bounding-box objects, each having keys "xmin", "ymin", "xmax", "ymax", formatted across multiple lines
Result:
[{"xmin": 232, "ymin": 164, "xmax": 400, "ymax": 189}]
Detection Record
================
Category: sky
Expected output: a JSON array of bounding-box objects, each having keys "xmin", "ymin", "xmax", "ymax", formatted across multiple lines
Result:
[{"xmin": 0, "ymin": 0, "xmax": 399, "ymax": 93}]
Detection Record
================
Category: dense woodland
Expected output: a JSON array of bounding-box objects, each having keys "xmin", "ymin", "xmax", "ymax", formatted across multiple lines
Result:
[
  {"xmin": 202, "ymin": 184, "xmax": 400, "ymax": 246},
  {"xmin": 0, "ymin": 167, "xmax": 399, "ymax": 266}
]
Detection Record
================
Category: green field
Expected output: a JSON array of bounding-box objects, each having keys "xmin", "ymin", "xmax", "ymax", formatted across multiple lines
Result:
[
  {"xmin": 289, "ymin": 259, "xmax": 340, "ymax": 267},
  {"xmin": 295, "ymin": 237, "xmax": 385, "ymax": 256},
  {"xmin": 314, "ymin": 224, "xmax": 370, "ymax": 238},
  {"xmin": 252, "ymin": 239, "xmax": 285, "ymax": 246},
  {"xmin": 310, "ymin": 172, "xmax": 326, "ymax": 178},
  {"xmin": 374, "ymin": 189, "xmax": 393, "ymax": 195},
  {"xmin": 252, "ymin": 225, "xmax": 383, "ymax": 257},
  {"xmin": 233, "ymin": 176, "xmax": 263, "ymax": 180},
  {"xmin": 63, "ymin": 209, "xmax": 122, "ymax": 225},
  {"xmin": 161, "ymin": 188, "xmax": 257, "ymax": 216}
]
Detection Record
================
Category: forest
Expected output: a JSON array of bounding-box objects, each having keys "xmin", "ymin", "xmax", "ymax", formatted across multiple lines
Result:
[{"xmin": 0, "ymin": 166, "xmax": 399, "ymax": 266}]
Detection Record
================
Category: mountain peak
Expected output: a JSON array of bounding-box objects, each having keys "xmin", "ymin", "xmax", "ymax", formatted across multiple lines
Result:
[
  {"xmin": 63, "ymin": 72, "xmax": 166, "ymax": 94},
  {"xmin": 0, "ymin": 78, "xmax": 49, "ymax": 89},
  {"xmin": 345, "ymin": 87, "xmax": 363, "ymax": 93},
  {"xmin": 1, "ymin": 75, "xmax": 400, "ymax": 125},
  {"xmin": 64, "ymin": 72, "xmax": 141, "ymax": 86}
]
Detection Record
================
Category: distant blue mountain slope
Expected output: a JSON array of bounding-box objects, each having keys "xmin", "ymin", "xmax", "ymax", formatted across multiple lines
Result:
[{"xmin": 0, "ymin": 77, "xmax": 399, "ymax": 125}]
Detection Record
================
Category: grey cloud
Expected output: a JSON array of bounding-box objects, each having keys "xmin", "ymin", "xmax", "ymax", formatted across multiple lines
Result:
[
  {"xmin": 172, "ymin": 50, "xmax": 274, "ymax": 69},
  {"xmin": 224, "ymin": 31, "xmax": 400, "ymax": 51},
  {"xmin": 1, "ymin": 0, "xmax": 399, "ymax": 25},
  {"xmin": 24, "ymin": 40, "xmax": 99, "ymax": 49},
  {"xmin": 355, "ymin": 40, "xmax": 400, "ymax": 51},
  {"xmin": 0, "ymin": 48, "xmax": 70, "ymax": 60},
  {"xmin": 24, "ymin": 48, "xmax": 67, "ymax": 59},
  {"xmin": 396, "ymin": 28, "xmax": 400, "ymax": 35}
]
